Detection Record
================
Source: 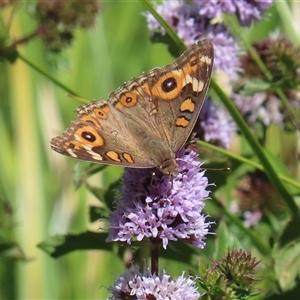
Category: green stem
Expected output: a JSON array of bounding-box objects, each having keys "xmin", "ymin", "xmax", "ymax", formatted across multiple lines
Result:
[
  {"xmin": 0, "ymin": 29, "xmax": 39, "ymax": 55},
  {"xmin": 274, "ymin": 1, "xmax": 300, "ymax": 44},
  {"xmin": 140, "ymin": 0, "xmax": 187, "ymax": 52},
  {"xmin": 198, "ymin": 140, "xmax": 300, "ymax": 191}
]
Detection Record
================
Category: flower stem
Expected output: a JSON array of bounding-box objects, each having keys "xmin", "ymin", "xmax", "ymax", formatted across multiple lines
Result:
[
  {"xmin": 0, "ymin": 27, "xmax": 41, "ymax": 55},
  {"xmin": 151, "ymin": 241, "xmax": 160, "ymax": 275}
]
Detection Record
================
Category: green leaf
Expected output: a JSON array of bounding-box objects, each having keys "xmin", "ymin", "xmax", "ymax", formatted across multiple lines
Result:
[
  {"xmin": 215, "ymin": 221, "xmax": 244, "ymax": 259},
  {"xmin": 279, "ymin": 217, "xmax": 300, "ymax": 248},
  {"xmin": 0, "ymin": 240, "xmax": 26, "ymax": 260},
  {"xmin": 103, "ymin": 179, "xmax": 122, "ymax": 210},
  {"xmin": 89, "ymin": 205, "xmax": 110, "ymax": 222},
  {"xmin": 240, "ymin": 78, "xmax": 272, "ymax": 94},
  {"xmin": 262, "ymin": 148, "xmax": 300, "ymax": 195},
  {"xmin": 38, "ymin": 232, "xmax": 112, "ymax": 258},
  {"xmin": 274, "ymin": 240, "xmax": 300, "ymax": 291},
  {"xmin": 212, "ymin": 197, "xmax": 272, "ymax": 256},
  {"xmin": 73, "ymin": 162, "xmax": 106, "ymax": 189}
]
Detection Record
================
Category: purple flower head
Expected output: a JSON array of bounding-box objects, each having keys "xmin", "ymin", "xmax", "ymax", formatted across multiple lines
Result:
[
  {"xmin": 145, "ymin": 0, "xmax": 240, "ymax": 79},
  {"xmin": 196, "ymin": 0, "xmax": 236, "ymax": 19},
  {"xmin": 197, "ymin": 98, "xmax": 236, "ymax": 148},
  {"xmin": 243, "ymin": 210, "xmax": 263, "ymax": 228},
  {"xmin": 232, "ymin": 92, "xmax": 283, "ymax": 127},
  {"xmin": 196, "ymin": 0, "xmax": 273, "ymax": 26},
  {"xmin": 146, "ymin": 1, "xmax": 182, "ymax": 34},
  {"xmin": 230, "ymin": 201, "xmax": 263, "ymax": 228},
  {"xmin": 205, "ymin": 25, "xmax": 241, "ymax": 79},
  {"xmin": 108, "ymin": 266, "xmax": 200, "ymax": 300},
  {"xmin": 107, "ymin": 149, "xmax": 211, "ymax": 250}
]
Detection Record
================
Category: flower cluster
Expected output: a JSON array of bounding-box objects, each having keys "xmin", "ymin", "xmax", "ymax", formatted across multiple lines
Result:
[
  {"xmin": 240, "ymin": 37, "xmax": 300, "ymax": 82},
  {"xmin": 146, "ymin": 0, "xmax": 273, "ymax": 79},
  {"xmin": 233, "ymin": 37, "xmax": 300, "ymax": 129},
  {"xmin": 35, "ymin": 0, "xmax": 101, "ymax": 51},
  {"xmin": 108, "ymin": 266, "xmax": 200, "ymax": 300},
  {"xmin": 232, "ymin": 92, "xmax": 283, "ymax": 127},
  {"xmin": 199, "ymin": 249, "xmax": 260, "ymax": 299},
  {"xmin": 107, "ymin": 149, "xmax": 211, "ymax": 250},
  {"xmin": 196, "ymin": 0, "xmax": 273, "ymax": 26}
]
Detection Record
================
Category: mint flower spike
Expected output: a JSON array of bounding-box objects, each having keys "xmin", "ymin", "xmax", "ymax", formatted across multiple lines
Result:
[
  {"xmin": 145, "ymin": 0, "xmax": 240, "ymax": 79},
  {"xmin": 198, "ymin": 249, "xmax": 260, "ymax": 300},
  {"xmin": 107, "ymin": 149, "xmax": 212, "ymax": 250},
  {"xmin": 196, "ymin": 0, "xmax": 273, "ymax": 26},
  {"xmin": 108, "ymin": 266, "xmax": 200, "ymax": 300}
]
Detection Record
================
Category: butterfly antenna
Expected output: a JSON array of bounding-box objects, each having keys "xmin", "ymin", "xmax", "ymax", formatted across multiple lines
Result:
[
  {"xmin": 150, "ymin": 171, "xmax": 156, "ymax": 186},
  {"xmin": 175, "ymin": 158, "xmax": 203, "ymax": 171},
  {"xmin": 204, "ymin": 167, "xmax": 231, "ymax": 172},
  {"xmin": 176, "ymin": 158, "xmax": 231, "ymax": 173}
]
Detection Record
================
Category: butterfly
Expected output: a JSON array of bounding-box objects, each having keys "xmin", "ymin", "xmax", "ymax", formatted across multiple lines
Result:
[{"xmin": 51, "ymin": 39, "xmax": 214, "ymax": 176}]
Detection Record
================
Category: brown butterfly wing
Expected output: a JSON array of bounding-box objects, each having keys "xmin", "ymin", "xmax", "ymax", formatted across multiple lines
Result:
[{"xmin": 51, "ymin": 40, "xmax": 214, "ymax": 172}]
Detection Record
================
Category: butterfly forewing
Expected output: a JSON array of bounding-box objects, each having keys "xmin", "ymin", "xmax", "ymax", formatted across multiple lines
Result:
[
  {"xmin": 50, "ymin": 40, "xmax": 214, "ymax": 174},
  {"xmin": 147, "ymin": 40, "xmax": 214, "ymax": 151}
]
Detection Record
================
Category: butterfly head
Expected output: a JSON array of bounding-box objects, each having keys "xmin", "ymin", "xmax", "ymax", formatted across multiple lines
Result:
[{"xmin": 159, "ymin": 158, "xmax": 179, "ymax": 176}]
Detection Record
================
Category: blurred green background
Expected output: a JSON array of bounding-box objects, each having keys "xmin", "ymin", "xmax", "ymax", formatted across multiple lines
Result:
[
  {"xmin": 1, "ymin": 1, "xmax": 300, "ymax": 299},
  {"xmin": 0, "ymin": 2, "xmax": 179, "ymax": 299}
]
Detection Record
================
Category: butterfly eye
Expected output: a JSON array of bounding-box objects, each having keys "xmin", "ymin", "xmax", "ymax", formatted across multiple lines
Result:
[
  {"xmin": 162, "ymin": 77, "xmax": 177, "ymax": 93},
  {"xmin": 150, "ymin": 72, "xmax": 182, "ymax": 100},
  {"xmin": 81, "ymin": 131, "xmax": 96, "ymax": 142},
  {"xmin": 126, "ymin": 96, "xmax": 132, "ymax": 103},
  {"xmin": 76, "ymin": 127, "xmax": 104, "ymax": 146},
  {"xmin": 94, "ymin": 106, "xmax": 109, "ymax": 120},
  {"xmin": 117, "ymin": 92, "xmax": 138, "ymax": 108}
]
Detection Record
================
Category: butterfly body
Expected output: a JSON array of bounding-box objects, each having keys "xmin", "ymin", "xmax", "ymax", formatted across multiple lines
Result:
[{"xmin": 51, "ymin": 39, "xmax": 214, "ymax": 175}]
